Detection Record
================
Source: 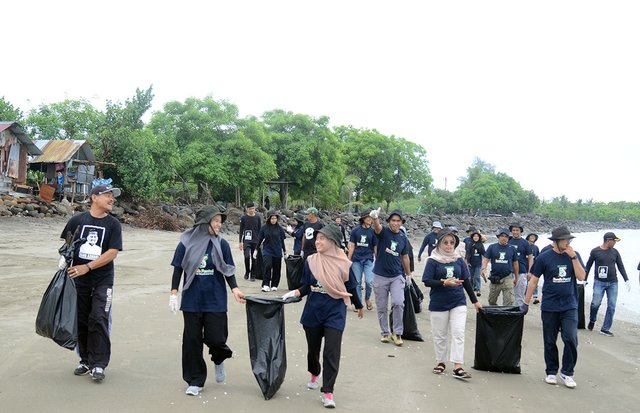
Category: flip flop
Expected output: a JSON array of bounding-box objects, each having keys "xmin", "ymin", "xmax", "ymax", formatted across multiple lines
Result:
[{"xmin": 366, "ymin": 300, "xmax": 373, "ymax": 311}]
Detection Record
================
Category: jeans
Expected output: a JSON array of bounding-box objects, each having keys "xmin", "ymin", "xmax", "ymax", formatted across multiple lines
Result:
[
  {"xmin": 541, "ymin": 309, "xmax": 578, "ymax": 376},
  {"xmin": 589, "ymin": 280, "xmax": 618, "ymax": 332},
  {"xmin": 350, "ymin": 259, "xmax": 374, "ymax": 302},
  {"xmin": 469, "ymin": 266, "xmax": 481, "ymax": 292}
]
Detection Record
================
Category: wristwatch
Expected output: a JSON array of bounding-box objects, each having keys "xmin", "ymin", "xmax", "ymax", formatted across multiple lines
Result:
[{"xmin": 570, "ymin": 256, "xmax": 578, "ymax": 260}]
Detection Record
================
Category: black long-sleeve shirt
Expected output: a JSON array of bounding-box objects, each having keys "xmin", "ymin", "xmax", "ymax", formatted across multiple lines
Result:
[{"xmin": 585, "ymin": 247, "xmax": 628, "ymax": 283}]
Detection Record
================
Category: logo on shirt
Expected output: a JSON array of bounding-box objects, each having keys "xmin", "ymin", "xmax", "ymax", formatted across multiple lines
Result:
[
  {"xmin": 78, "ymin": 225, "xmax": 105, "ymax": 260},
  {"xmin": 597, "ymin": 266, "xmax": 608, "ymax": 279},
  {"xmin": 445, "ymin": 266, "xmax": 455, "ymax": 278},
  {"xmin": 196, "ymin": 255, "xmax": 214, "ymax": 276},
  {"xmin": 390, "ymin": 241, "xmax": 398, "ymax": 251},
  {"xmin": 357, "ymin": 235, "xmax": 369, "ymax": 247},
  {"xmin": 553, "ymin": 265, "xmax": 571, "ymax": 283},
  {"xmin": 495, "ymin": 251, "xmax": 508, "ymax": 264},
  {"xmin": 305, "ymin": 227, "xmax": 315, "ymax": 240}
]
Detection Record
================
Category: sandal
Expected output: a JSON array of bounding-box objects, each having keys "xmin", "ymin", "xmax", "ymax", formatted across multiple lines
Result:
[
  {"xmin": 452, "ymin": 367, "xmax": 472, "ymax": 379},
  {"xmin": 432, "ymin": 363, "xmax": 446, "ymax": 374},
  {"xmin": 366, "ymin": 300, "xmax": 373, "ymax": 311}
]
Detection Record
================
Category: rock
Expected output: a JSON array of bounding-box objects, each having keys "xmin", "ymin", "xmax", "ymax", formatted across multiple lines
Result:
[
  {"xmin": 55, "ymin": 204, "xmax": 70, "ymax": 215},
  {"xmin": 225, "ymin": 207, "xmax": 243, "ymax": 225},
  {"xmin": 28, "ymin": 210, "xmax": 40, "ymax": 218},
  {"xmin": 111, "ymin": 206, "xmax": 125, "ymax": 219}
]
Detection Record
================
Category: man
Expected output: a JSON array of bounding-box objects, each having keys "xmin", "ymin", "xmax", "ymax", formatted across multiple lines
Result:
[
  {"xmin": 62, "ymin": 184, "xmax": 123, "ymax": 382},
  {"xmin": 334, "ymin": 216, "xmax": 349, "ymax": 252},
  {"xmin": 508, "ymin": 223, "xmax": 534, "ymax": 306},
  {"xmin": 371, "ymin": 208, "xmax": 411, "ymax": 346},
  {"xmin": 301, "ymin": 207, "xmax": 324, "ymax": 258},
  {"xmin": 348, "ymin": 209, "xmax": 377, "ymax": 311},
  {"xmin": 417, "ymin": 221, "xmax": 443, "ymax": 261},
  {"xmin": 481, "ymin": 228, "xmax": 518, "ymax": 306},
  {"xmin": 522, "ymin": 226, "xmax": 586, "ymax": 389},
  {"xmin": 526, "ymin": 233, "xmax": 541, "ymax": 304},
  {"xmin": 239, "ymin": 202, "xmax": 262, "ymax": 281},
  {"xmin": 584, "ymin": 232, "xmax": 631, "ymax": 337}
]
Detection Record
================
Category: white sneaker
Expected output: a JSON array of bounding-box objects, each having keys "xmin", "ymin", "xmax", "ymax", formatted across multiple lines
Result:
[
  {"xmin": 545, "ymin": 374, "xmax": 557, "ymax": 385},
  {"xmin": 261, "ymin": 285, "xmax": 270, "ymax": 292},
  {"xmin": 307, "ymin": 375, "xmax": 319, "ymax": 390},
  {"xmin": 560, "ymin": 373, "xmax": 577, "ymax": 388},
  {"xmin": 185, "ymin": 385, "xmax": 202, "ymax": 396},
  {"xmin": 321, "ymin": 392, "xmax": 336, "ymax": 408},
  {"xmin": 271, "ymin": 286, "xmax": 278, "ymax": 292},
  {"xmin": 215, "ymin": 362, "xmax": 226, "ymax": 383}
]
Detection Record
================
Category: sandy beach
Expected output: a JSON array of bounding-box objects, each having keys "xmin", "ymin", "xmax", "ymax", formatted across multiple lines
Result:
[{"xmin": 1, "ymin": 216, "xmax": 639, "ymax": 413}]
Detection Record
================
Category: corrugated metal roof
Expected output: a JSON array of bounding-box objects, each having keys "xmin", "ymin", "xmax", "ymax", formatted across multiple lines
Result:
[
  {"xmin": 30, "ymin": 139, "xmax": 95, "ymax": 163},
  {"xmin": 0, "ymin": 122, "xmax": 42, "ymax": 155}
]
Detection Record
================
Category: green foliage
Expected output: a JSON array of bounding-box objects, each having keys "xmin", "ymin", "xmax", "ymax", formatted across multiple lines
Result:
[
  {"xmin": 0, "ymin": 97, "xmax": 23, "ymax": 121},
  {"xmin": 537, "ymin": 198, "xmax": 640, "ymax": 222},
  {"xmin": 25, "ymin": 99, "xmax": 103, "ymax": 140}
]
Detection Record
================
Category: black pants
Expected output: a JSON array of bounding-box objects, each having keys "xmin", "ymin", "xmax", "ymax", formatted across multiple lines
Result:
[
  {"xmin": 76, "ymin": 281, "xmax": 113, "ymax": 369},
  {"xmin": 182, "ymin": 312, "xmax": 232, "ymax": 387},
  {"xmin": 262, "ymin": 255, "xmax": 282, "ymax": 288},
  {"xmin": 304, "ymin": 325, "xmax": 343, "ymax": 393},
  {"xmin": 243, "ymin": 243, "xmax": 257, "ymax": 275}
]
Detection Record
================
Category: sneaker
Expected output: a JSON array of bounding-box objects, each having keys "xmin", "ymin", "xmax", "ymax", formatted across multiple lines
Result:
[
  {"xmin": 74, "ymin": 363, "xmax": 90, "ymax": 376},
  {"xmin": 307, "ymin": 374, "xmax": 319, "ymax": 390},
  {"xmin": 90, "ymin": 367, "xmax": 105, "ymax": 381},
  {"xmin": 380, "ymin": 335, "xmax": 390, "ymax": 343},
  {"xmin": 533, "ymin": 298, "xmax": 540, "ymax": 304},
  {"xmin": 545, "ymin": 374, "xmax": 557, "ymax": 385},
  {"xmin": 243, "ymin": 272, "xmax": 250, "ymax": 280},
  {"xmin": 587, "ymin": 321, "xmax": 595, "ymax": 331},
  {"xmin": 261, "ymin": 285, "xmax": 270, "ymax": 292},
  {"xmin": 476, "ymin": 292, "xmax": 481, "ymax": 297},
  {"xmin": 185, "ymin": 385, "xmax": 202, "ymax": 396},
  {"xmin": 271, "ymin": 286, "xmax": 278, "ymax": 292},
  {"xmin": 560, "ymin": 373, "xmax": 577, "ymax": 388},
  {"xmin": 249, "ymin": 277, "xmax": 256, "ymax": 282},
  {"xmin": 321, "ymin": 392, "xmax": 336, "ymax": 408},
  {"xmin": 391, "ymin": 334, "xmax": 403, "ymax": 347},
  {"xmin": 600, "ymin": 330, "xmax": 614, "ymax": 337},
  {"xmin": 215, "ymin": 362, "xmax": 226, "ymax": 383}
]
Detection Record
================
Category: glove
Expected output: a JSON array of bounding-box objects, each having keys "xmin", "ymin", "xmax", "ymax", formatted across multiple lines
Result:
[
  {"xmin": 369, "ymin": 207, "xmax": 381, "ymax": 219},
  {"xmin": 281, "ymin": 290, "xmax": 297, "ymax": 300},
  {"xmin": 519, "ymin": 303, "xmax": 529, "ymax": 315},
  {"xmin": 626, "ymin": 280, "xmax": 631, "ymax": 293},
  {"xmin": 169, "ymin": 294, "xmax": 179, "ymax": 314},
  {"xmin": 286, "ymin": 224, "xmax": 293, "ymax": 233}
]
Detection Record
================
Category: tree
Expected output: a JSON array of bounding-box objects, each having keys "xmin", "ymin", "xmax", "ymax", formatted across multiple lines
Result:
[
  {"xmin": 0, "ymin": 97, "xmax": 22, "ymax": 121},
  {"xmin": 25, "ymin": 99, "xmax": 103, "ymax": 140}
]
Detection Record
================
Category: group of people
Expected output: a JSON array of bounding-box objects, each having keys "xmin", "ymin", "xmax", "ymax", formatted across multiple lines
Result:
[{"xmin": 59, "ymin": 192, "xmax": 638, "ymax": 408}]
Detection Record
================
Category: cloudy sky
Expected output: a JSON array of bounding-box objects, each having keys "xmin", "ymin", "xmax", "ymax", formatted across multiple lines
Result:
[{"xmin": 3, "ymin": 1, "xmax": 639, "ymax": 202}]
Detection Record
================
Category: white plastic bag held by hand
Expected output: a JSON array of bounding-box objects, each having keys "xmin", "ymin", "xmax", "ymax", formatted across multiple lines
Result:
[
  {"xmin": 169, "ymin": 295, "xmax": 179, "ymax": 314},
  {"xmin": 369, "ymin": 207, "xmax": 381, "ymax": 219},
  {"xmin": 281, "ymin": 290, "xmax": 297, "ymax": 300},
  {"xmin": 58, "ymin": 255, "xmax": 67, "ymax": 270},
  {"xmin": 626, "ymin": 280, "xmax": 631, "ymax": 293}
]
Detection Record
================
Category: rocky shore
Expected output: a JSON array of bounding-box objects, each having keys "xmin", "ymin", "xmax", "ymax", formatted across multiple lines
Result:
[{"xmin": 2, "ymin": 193, "xmax": 639, "ymax": 238}]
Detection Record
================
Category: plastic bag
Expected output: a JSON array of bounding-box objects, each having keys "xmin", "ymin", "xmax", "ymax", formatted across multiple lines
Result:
[
  {"xmin": 35, "ymin": 269, "xmax": 78, "ymax": 350},
  {"xmin": 577, "ymin": 283, "xmax": 585, "ymax": 329},
  {"xmin": 473, "ymin": 306, "xmax": 524, "ymax": 373},
  {"xmin": 246, "ymin": 295, "xmax": 300, "ymax": 400},
  {"xmin": 285, "ymin": 255, "xmax": 304, "ymax": 290},
  {"xmin": 390, "ymin": 285, "xmax": 424, "ymax": 342},
  {"xmin": 409, "ymin": 278, "xmax": 424, "ymax": 314},
  {"xmin": 252, "ymin": 248, "xmax": 264, "ymax": 280}
]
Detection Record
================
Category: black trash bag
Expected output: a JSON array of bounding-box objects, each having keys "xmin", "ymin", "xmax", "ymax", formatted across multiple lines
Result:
[
  {"xmin": 285, "ymin": 255, "xmax": 304, "ymax": 290},
  {"xmin": 410, "ymin": 278, "xmax": 424, "ymax": 314},
  {"xmin": 390, "ymin": 285, "xmax": 424, "ymax": 342},
  {"xmin": 577, "ymin": 283, "xmax": 585, "ymax": 329},
  {"xmin": 473, "ymin": 306, "xmax": 524, "ymax": 374},
  {"xmin": 252, "ymin": 248, "xmax": 264, "ymax": 280},
  {"xmin": 246, "ymin": 295, "xmax": 300, "ymax": 400}
]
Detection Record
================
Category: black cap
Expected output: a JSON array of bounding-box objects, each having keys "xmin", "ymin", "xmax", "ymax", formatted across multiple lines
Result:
[
  {"xmin": 90, "ymin": 185, "xmax": 121, "ymax": 198},
  {"xmin": 386, "ymin": 209, "xmax": 404, "ymax": 223},
  {"xmin": 603, "ymin": 232, "xmax": 621, "ymax": 241}
]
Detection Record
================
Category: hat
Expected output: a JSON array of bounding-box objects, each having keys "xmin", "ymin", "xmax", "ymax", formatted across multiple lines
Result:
[
  {"xmin": 359, "ymin": 208, "xmax": 373, "ymax": 224},
  {"xmin": 466, "ymin": 226, "xmax": 477, "ymax": 233},
  {"xmin": 90, "ymin": 185, "xmax": 121, "ymax": 198},
  {"xmin": 526, "ymin": 233, "xmax": 539, "ymax": 242},
  {"xmin": 548, "ymin": 226, "xmax": 575, "ymax": 241},
  {"xmin": 432, "ymin": 221, "xmax": 443, "ymax": 229},
  {"xmin": 386, "ymin": 209, "xmax": 404, "ymax": 223},
  {"xmin": 315, "ymin": 224, "xmax": 343, "ymax": 247},
  {"xmin": 448, "ymin": 226, "xmax": 459, "ymax": 233},
  {"xmin": 305, "ymin": 207, "xmax": 319, "ymax": 216},
  {"xmin": 245, "ymin": 201, "xmax": 255, "ymax": 208},
  {"xmin": 293, "ymin": 213, "xmax": 305, "ymax": 223},
  {"xmin": 194, "ymin": 206, "xmax": 227, "ymax": 226},
  {"xmin": 266, "ymin": 210, "xmax": 279, "ymax": 220},
  {"xmin": 437, "ymin": 228, "xmax": 460, "ymax": 248},
  {"xmin": 509, "ymin": 223, "xmax": 524, "ymax": 232},
  {"xmin": 470, "ymin": 231, "xmax": 482, "ymax": 239},
  {"xmin": 496, "ymin": 228, "xmax": 510, "ymax": 237},
  {"xmin": 603, "ymin": 232, "xmax": 621, "ymax": 241}
]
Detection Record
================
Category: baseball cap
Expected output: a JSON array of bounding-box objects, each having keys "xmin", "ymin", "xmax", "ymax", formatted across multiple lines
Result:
[
  {"xmin": 305, "ymin": 207, "xmax": 319, "ymax": 216},
  {"xmin": 90, "ymin": 185, "xmax": 121, "ymax": 198},
  {"xmin": 603, "ymin": 232, "xmax": 621, "ymax": 241}
]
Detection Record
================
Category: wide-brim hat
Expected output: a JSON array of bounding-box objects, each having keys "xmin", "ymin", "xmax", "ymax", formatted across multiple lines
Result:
[
  {"xmin": 432, "ymin": 221, "xmax": 443, "ymax": 229},
  {"xmin": 293, "ymin": 213, "xmax": 305, "ymax": 223},
  {"xmin": 470, "ymin": 231, "xmax": 482, "ymax": 239},
  {"xmin": 194, "ymin": 206, "xmax": 227, "ymax": 226},
  {"xmin": 526, "ymin": 233, "xmax": 539, "ymax": 242},
  {"xmin": 359, "ymin": 208, "xmax": 373, "ymax": 223},
  {"xmin": 509, "ymin": 223, "xmax": 524, "ymax": 232},
  {"xmin": 266, "ymin": 210, "xmax": 280, "ymax": 220},
  {"xmin": 548, "ymin": 226, "xmax": 575, "ymax": 241},
  {"xmin": 466, "ymin": 226, "xmax": 477, "ymax": 233},
  {"xmin": 314, "ymin": 224, "xmax": 343, "ymax": 247},
  {"xmin": 496, "ymin": 227, "xmax": 510, "ymax": 237},
  {"xmin": 437, "ymin": 229, "xmax": 460, "ymax": 248},
  {"xmin": 386, "ymin": 209, "xmax": 404, "ymax": 223}
]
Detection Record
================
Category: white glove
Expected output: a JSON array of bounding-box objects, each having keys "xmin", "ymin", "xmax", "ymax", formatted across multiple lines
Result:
[
  {"xmin": 369, "ymin": 207, "xmax": 381, "ymax": 219},
  {"xmin": 281, "ymin": 290, "xmax": 297, "ymax": 300},
  {"xmin": 626, "ymin": 280, "xmax": 631, "ymax": 293},
  {"xmin": 58, "ymin": 255, "xmax": 67, "ymax": 270},
  {"xmin": 169, "ymin": 294, "xmax": 179, "ymax": 314},
  {"xmin": 286, "ymin": 224, "xmax": 293, "ymax": 233}
]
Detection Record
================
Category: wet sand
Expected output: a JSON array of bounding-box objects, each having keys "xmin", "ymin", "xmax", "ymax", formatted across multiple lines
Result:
[{"xmin": 1, "ymin": 216, "xmax": 639, "ymax": 412}]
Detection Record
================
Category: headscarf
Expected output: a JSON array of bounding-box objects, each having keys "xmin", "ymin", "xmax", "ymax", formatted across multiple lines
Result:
[
  {"xmin": 179, "ymin": 224, "xmax": 235, "ymax": 291},
  {"xmin": 429, "ymin": 232, "xmax": 460, "ymax": 264},
  {"xmin": 307, "ymin": 238, "xmax": 352, "ymax": 305}
]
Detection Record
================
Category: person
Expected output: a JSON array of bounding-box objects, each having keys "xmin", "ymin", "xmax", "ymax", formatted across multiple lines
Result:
[
  {"xmin": 400, "ymin": 224, "xmax": 416, "ymax": 274},
  {"xmin": 526, "ymin": 233, "xmax": 541, "ymax": 304},
  {"xmin": 465, "ymin": 230, "xmax": 485, "ymax": 296},
  {"xmin": 301, "ymin": 207, "xmax": 324, "ymax": 258},
  {"xmin": 264, "ymin": 196, "xmax": 270, "ymax": 210},
  {"xmin": 169, "ymin": 206, "xmax": 246, "ymax": 396},
  {"xmin": 481, "ymin": 228, "xmax": 518, "ymax": 306},
  {"xmin": 463, "ymin": 226, "xmax": 477, "ymax": 247},
  {"xmin": 370, "ymin": 208, "xmax": 411, "ymax": 346},
  {"xmin": 584, "ymin": 232, "xmax": 630, "ymax": 337},
  {"xmin": 62, "ymin": 184, "xmax": 123, "ymax": 382},
  {"xmin": 347, "ymin": 209, "xmax": 377, "ymax": 311},
  {"xmin": 334, "ymin": 216, "xmax": 349, "ymax": 252},
  {"xmin": 239, "ymin": 202, "xmax": 262, "ymax": 281},
  {"xmin": 448, "ymin": 226, "xmax": 467, "ymax": 261},
  {"xmin": 286, "ymin": 213, "xmax": 305, "ymax": 256},
  {"xmin": 522, "ymin": 226, "xmax": 586, "ymax": 389},
  {"xmin": 422, "ymin": 229, "xmax": 482, "ymax": 379},
  {"xmin": 281, "ymin": 224, "xmax": 364, "ymax": 409},
  {"xmin": 508, "ymin": 223, "xmax": 534, "ymax": 306},
  {"xmin": 256, "ymin": 211, "xmax": 287, "ymax": 292},
  {"xmin": 417, "ymin": 221, "xmax": 443, "ymax": 261}
]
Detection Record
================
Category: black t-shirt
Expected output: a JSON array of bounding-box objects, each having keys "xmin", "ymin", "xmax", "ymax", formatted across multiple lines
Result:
[
  {"xmin": 302, "ymin": 221, "xmax": 324, "ymax": 256},
  {"xmin": 239, "ymin": 214, "xmax": 262, "ymax": 244},
  {"xmin": 61, "ymin": 211, "xmax": 123, "ymax": 286},
  {"xmin": 585, "ymin": 247, "xmax": 628, "ymax": 283}
]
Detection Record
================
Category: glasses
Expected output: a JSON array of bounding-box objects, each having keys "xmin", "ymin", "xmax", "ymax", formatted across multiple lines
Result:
[{"xmin": 441, "ymin": 240, "xmax": 456, "ymax": 245}]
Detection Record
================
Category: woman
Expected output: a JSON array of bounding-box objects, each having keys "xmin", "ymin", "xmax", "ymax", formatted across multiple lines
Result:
[
  {"xmin": 282, "ymin": 224, "xmax": 364, "ymax": 409},
  {"xmin": 422, "ymin": 229, "xmax": 481, "ymax": 379},
  {"xmin": 256, "ymin": 210, "xmax": 287, "ymax": 292},
  {"xmin": 168, "ymin": 206, "xmax": 246, "ymax": 397},
  {"xmin": 465, "ymin": 231, "xmax": 486, "ymax": 296},
  {"xmin": 286, "ymin": 213, "xmax": 305, "ymax": 256}
]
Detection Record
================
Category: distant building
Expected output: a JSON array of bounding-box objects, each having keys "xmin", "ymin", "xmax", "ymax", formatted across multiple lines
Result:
[{"xmin": 0, "ymin": 122, "xmax": 42, "ymax": 193}]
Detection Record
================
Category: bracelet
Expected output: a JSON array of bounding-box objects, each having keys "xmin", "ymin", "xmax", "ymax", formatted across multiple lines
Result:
[{"xmin": 86, "ymin": 263, "xmax": 92, "ymax": 271}]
